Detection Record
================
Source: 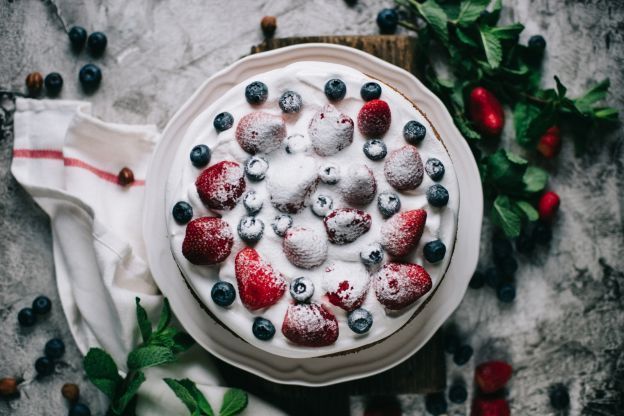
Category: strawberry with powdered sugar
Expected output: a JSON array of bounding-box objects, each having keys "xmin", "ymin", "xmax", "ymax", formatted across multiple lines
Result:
[
  {"xmin": 381, "ymin": 209, "xmax": 427, "ymax": 258},
  {"xmin": 357, "ymin": 99, "xmax": 391, "ymax": 137},
  {"xmin": 182, "ymin": 217, "xmax": 234, "ymax": 265},
  {"xmin": 373, "ymin": 262, "xmax": 432, "ymax": 310},
  {"xmin": 234, "ymin": 247, "xmax": 287, "ymax": 310},
  {"xmin": 323, "ymin": 208, "xmax": 372, "ymax": 245},
  {"xmin": 235, "ymin": 111, "xmax": 286, "ymax": 154},
  {"xmin": 281, "ymin": 303, "xmax": 339, "ymax": 347},
  {"xmin": 283, "ymin": 227, "xmax": 328, "ymax": 269},
  {"xmin": 308, "ymin": 104, "xmax": 354, "ymax": 156},
  {"xmin": 384, "ymin": 145, "xmax": 424, "ymax": 191},
  {"xmin": 195, "ymin": 161, "xmax": 246, "ymax": 211},
  {"xmin": 323, "ymin": 262, "xmax": 370, "ymax": 311},
  {"xmin": 340, "ymin": 164, "xmax": 377, "ymax": 205}
]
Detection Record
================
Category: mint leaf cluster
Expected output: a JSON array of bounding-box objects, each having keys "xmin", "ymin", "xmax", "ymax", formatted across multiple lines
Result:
[
  {"xmin": 395, "ymin": 0, "xmax": 618, "ymax": 237},
  {"xmin": 164, "ymin": 379, "xmax": 248, "ymax": 416}
]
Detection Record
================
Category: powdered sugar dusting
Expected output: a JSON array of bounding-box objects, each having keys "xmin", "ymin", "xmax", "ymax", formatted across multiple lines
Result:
[
  {"xmin": 283, "ymin": 227, "xmax": 328, "ymax": 269},
  {"xmin": 235, "ymin": 111, "xmax": 286, "ymax": 154},
  {"xmin": 323, "ymin": 208, "xmax": 372, "ymax": 244},
  {"xmin": 323, "ymin": 261, "xmax": 370, "ymax": 311},
  {"xmin": 373, "ymin": 263, "xmax": 432, "ymax": 310},
  {"xmin": 340, "ymin": 163, "xmax": 377, "ymax": 205},
  {"xmin": 195, "ymin": 161, "xmax": 246, "ymax": 211},
  {"xmin": 384, "ymin": 145, "xmax": 424, "ymax": 191},
  {"xmin": 308, "ymin": 104, "xmax": 354, "ymax": 156},
  {"xmin": 266, "ymin": 153, "xmax": 318, "ymax": 213},
  {"xmin": 282, "ymin": 303, "xmax": 339, "ymax": 347}
]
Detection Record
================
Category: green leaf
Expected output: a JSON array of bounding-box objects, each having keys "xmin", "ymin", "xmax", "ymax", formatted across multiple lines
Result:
[
  {"xmin": 453, "ymin": 115, "xmax": 482, "ymax": 141},
  {"xmin": 415, "ymin": 0, "xmax": 449, "ymax": 45},
  {"xmin": 523, "ymin": 166, "xmax": 549, "ymax": 193},
  {"xmin": 486, "ymin": 149, "xmax": 526, "ymax": 190},
  {"xmin": 83, "ymin": 348, "xmax": 122, "ymax": 399},
  {"xmin": 112, "ymin": 371, "xmax": 146, "ymax": 415},
  {"xmin": 491, "ymin": 195, "xmax": 522, "ymax": 238},
  {"xmin": 505, "ymin": 150, "xmax": 527, "ymax": 165},
  {"xmin": 456, "ymin": 0, "xmax": 490, "ymax": 25},
  {"xmin": 593, "ymin": 106, "xmax": 619, "ymax": 121},
  {"xmin": 172, "ymin": 332, "xmax": 195, "ymax": 354},
  {"xmin": 514, "ymin": 101, "xmax": 542, "ymax": 146},
  {"xmin": 455, "ymin": 27, "xmax": 479, "ymax": 48},
  {"xmin": 490, "ymin": 23, "xmax": 524, "ymax": 40},
  {"xmin": 479, "ymin": 27, "xmax": 503, "ymax": 69},
  {"xmin": 127, "ymin": 345, "xmax": 175, "ymax": 371},
  {"xmin": 165, "ymin": 378, "xmax": 198, "ymax": 413},
  {"xmin": 574, "ymin": 79, "xmax": 610, "ymax": 113},
  {"xmin": 135, "ymin": 298, "xmax": 152, "ymax": 344},
  {"xmin": 515, "ymin": 200, "xmax": 539, "ymax": 221},
  {"xmin": 219, "ymin": 389, "xmax": 248, "ymax": 416},
  {"xmin": 156, "ymin": 298, "xmax": 172, "ymax": 333},
  {"xmin": 526, "ymin": 102, "xmax": 557, "ymax": 140},
  {"xmin": 490, "ymin": 0, "xmax": 502, "ymax": 21},
  {"xmin": 165, "ymin": 378, "xmax": 214, "ymax": 416},
  {"xmin": 554, "ymin": 76, "xmax": 567, "ymax": 99}
]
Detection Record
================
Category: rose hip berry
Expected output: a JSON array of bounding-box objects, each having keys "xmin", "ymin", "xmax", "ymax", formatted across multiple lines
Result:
[
  {"xmin": 62, "ymin": 383, "xmax": 80, "ymax": 403},
  {"xmin": 537, "ymin": 126, "xmax": 561, "ymax": 158},
  {"xmin": 469, "ymin": 87, "xmax": 504, "ymax": 138},
  {"xmin": 538, "ymin": 191, "xmax": 560, "ymax": 222},
  {"xmin": 25, "ymin": 72, "xmax": 43, "ymax": 97}
]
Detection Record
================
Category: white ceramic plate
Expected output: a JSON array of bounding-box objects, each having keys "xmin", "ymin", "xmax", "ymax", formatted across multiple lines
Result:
[{"xmin": 144, "ymin": 43, "xmax": 482, "ymax": 386}]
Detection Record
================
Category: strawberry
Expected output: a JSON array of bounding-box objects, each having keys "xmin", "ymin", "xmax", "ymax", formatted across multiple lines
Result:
[
  {"xmin": 281, "ymin": 303, "xmax": 339, "ymax": 347},
  {"xmin": 537, "ymin": 126, "xmax": 561, "ymax": 159},
  {"xmin": 308, "ymin": 104, "xmax": 354, "ymax": 156},
  {"xmin": 267, "ymin": 153, "xmax": 318, "ymax": 213},
  {"xmin": 381, "ymin": 209, "xmax": 427, "ymax": 258},
  {"xmin": 373, "ymin": 262, "xmax": 432, "ymax": 310},
  {"xmin": 234, "ymin": 247, "xmax": 286, "ymax": 310},
  {"xmin": 323, "ymin": 208, "xmax": 372, "ymax": 245},
  {"xmin": 469, "ymin": 87, "xmax": 504, "ymax": 138},
  {"xmin": 383, "ymin": 145, "xmax": 424, "ymax": 191},
  {"xmin": 340, "ymin": 164, "xmax": 377, "ymax": 205},
  {"xmin": 195, "ymin": 161, "xmax": 246, "ymax": 211},
  {"xmin": 323, "ymin": 262, "xmax": 370, "ymax": 311},
  {"xmin": 538, "ymin": 191, "xmax": 560, "ymax": 222},
  {"xmin": 357, "ymin": 99, "xmax": 391, "ymax": 137},
  {"xmin": 182, "ymin": 217, "xmax": 234, "ymax": 265},
  {"xmin": 475, "ymin": 361, "xmax": 513, "ymax": 393},
  {"xmin": 283, "ymin": 227, "xmax": 328, "ymax": 269},
  {"xmin": 471, "ymin": 398, "xmax": 510, "ymax": 416},
  {"xmin": 235, "ymin": 111, "xmax": 286, "ymax": 154}
]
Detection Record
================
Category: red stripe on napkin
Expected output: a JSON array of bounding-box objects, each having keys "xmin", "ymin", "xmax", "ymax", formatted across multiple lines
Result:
[{"xmin": 13, "ymin": 149, "xmax": 145, "ymax": 187}]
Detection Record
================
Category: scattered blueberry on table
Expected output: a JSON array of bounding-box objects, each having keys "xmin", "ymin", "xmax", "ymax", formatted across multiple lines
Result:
[
  {"xmin": 324, "ymin": 78, "xmax": 346, "ymax": 101},
  {"xmin": 44, "ymin": 72, "xmax": 63, "ymax": 96},
  {"xmin": 68, "ymin": 26, "xmax": 87, "ymax": 50},
  {"xmin": 189, "ymin": 144, "xmax": 211, "ymax": 167},
  {"xmin": 87, "ymin": 32, "xmax": 107, "ymax": 56},
  {"xmin": 469, "ymin": 271, "xmax": 485, "ymax": 289},
  {"xmin": 377, "ymin": 8, "xmax": 399, "ymax": 34},
  {"xmin": 549, "ymin": 383, "xmax": 570, "ymax": 410},
  {"xmin": 34, "ymin": 356, "xmax": 54, "ymax": 377},
  {"xmin": 453, "ymin": 344, "xmax": 473, "ymax": 365},
  {"xmin": 289, "ymin": 277, "xmax": 314, "ymax": 302},
  {"xmin": 403, "ymin": 120, "xmax": 426, "ymax": 144},
  {"xmin": 213, "ymin": 112, "xmax": 234, "ymax": 132},
  {"xmin": 78, "ymin": 64, "xmax": 102, "ymax": 92},
  {"xmin": 497, "ymin": 283, "xmax": 516, "ymax": 303},
  {"xmin": 68, "ymin": 403, "xmax": 91, "ymax": 416},
  {"xmin": 424, "ymin": 392, "xmax": 447, "ymax": 415},
  {"xmin": 252, "ymin": 317, "xmax": 275, "ymax": 340},
  {"xmin": 360, "ymin": 82, "xmax": 382, "ymax": 101},
  {"xmin": 485, "ymin": 267, "xmax": 502, "ymax": 288},
  {"xmin": 528, "ymin": 34, "xmax": 547, "ymax": 51},
  {"xmin": 32, "ymin": 295, "xmax": 51, "ymax": 315},
  {"xmin": 347, "ymin": 308, "xmax": 373, "ymax": 334},
  {"xmin": 245, "ymin": 81, "xmax": 268, "ymax": 104},
  {"xmin": 211, "ymin": 281, "xmax": 236, "ymax": 307},
  {"xmin": 172, "ymin": 201, "xmax": 193, "ymax": 224},
  {"xmin": 44, "ymin": 338, "xmax": 65, "ymax": 359},
  {"xmin": 18, "ymin": 307, "xmax": 36, "ymax": 327},
  {"xmin": 448, "ymin": 383, "xmax": 467, "ymax": 404}
]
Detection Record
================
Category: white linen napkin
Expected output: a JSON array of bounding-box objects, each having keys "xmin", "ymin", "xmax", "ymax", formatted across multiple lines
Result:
[{"xmin": 11, "ymin": 98, "xmax": 284, "ymax": 416}]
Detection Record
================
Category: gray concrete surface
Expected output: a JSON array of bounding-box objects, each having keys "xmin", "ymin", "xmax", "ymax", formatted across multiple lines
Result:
[{"xmin": 1, "ymin": 0, "xmax": 623, "ymax": 415}]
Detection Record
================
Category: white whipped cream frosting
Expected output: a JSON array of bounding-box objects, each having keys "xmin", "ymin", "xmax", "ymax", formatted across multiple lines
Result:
[{"xmin": 166, "ymin": 62, "xmax": 459, "ymax": 359}]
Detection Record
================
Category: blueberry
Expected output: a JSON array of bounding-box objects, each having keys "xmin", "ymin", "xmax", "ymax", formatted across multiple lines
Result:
[
  {"xmin": 289, "ymin": 277, "xmax": 314, "ymax": 302},
  {"xmin": 426, "ymin": 184, "xmax": 449, "ymax": 207},
  {"xmin": 453, "ymin": 344, "xmax": 473, "ymax": 365},
  {"xmin": 497, "ymin": 283, "xmax": 516, "ymax": 303},
  {"xmin": 78, "ymin": 64, "xmax": 102, "ymax": 92},
  {"xmin": 244, "ymin": 155, "xmax": 269, "ymax": 181},
  {"xmin": 44, "ymin": 338, "xmax": 65, "ymax": 359},
  {"xmin": 252, "ymin": 317, "xmax": 275, "ymax": 340},
  {"xmin": 376, "ymin": 8, "xmax": 399, "ymax": 34},
  {"xmin": 360, "ymin": 82, "xmax": 382, "ymax": 101},
  {"xmin": 318, "ymin": 163, "xmax": 340, "ymax": 185},
  {"xmin": 469, "ymin": 271, "xmax": 485, "ymax": 289},
  {"xmin": 211, "ymin": 281, "xmax": 236, "ymax": 307},
  {"xmin": 32, "ymin": 295, "xmax": 51, "ymax": 315},
  {"xmin": 284, "ymin": 134, "xmax": 310, "ymax": 154},
  {"xmin": 311, "ymin": 195, "xmax": 333, "ymax": 217},
  {"xmin": 279, "ymin": 91, "xmax": 303, "ymax": 113},
  {"xmin": 363, "ymin": 139, "xmax": 387, "ymax": 161},
  {"xmin": 516, "ymin": 228, "xmax": 536, "ymax": 253},
  {"xmin": 425, "ymin": 158, "xmax": 445, "ymax": 181},
  {"xmin": 360, "ymin": 243, "xmax": 384, "ymax": 267},
  {"xmin": 528, "ymin": 35, "xmax": 546, "ymax": 51},
  {"xmin": 243, "ymin": 191, "xmax": 263, "ymax": 215},
  {"xmin": 549, "ymin": 384, "xmax": 570, "ymax": 410},
  {"xmin": 189, "ymin": 144, "xmax": 210, "ymax": 168},
  {"xmin": 35, "ymin": 356, "xmax": 54, "ymax": 376},
  {"xmin": 377, "ymin": 191, "xmax": 401, "ymax": 218},
  {"xmin": 213, "ymin": 112, "xmax": 234, "ymax": 132},
  {"xmin": 403, "ymin": 120, "xmax": 426, "ymax": 144},
  {"xmin": 69, "ymin": 403, "xmax": 92, "ymax": 416},
  {"xmin": 497, "ymin": 256, "xmax": 518, "ymax": 277},
  {"xmin": 485, "ymin": 267, "xmax": 502, "ymax": 288},
  {"xmin": 271, "ymin": 214, "xmax": 293, "ymax": 237},
  {"xmin": 172, "ymin": 201, "xmax": 193, "ymax": 224},
  {"xmin": 424, "ymin": 240, "xmax": 446, "ymax": 263},
  {"xmin": 68, "ymin": 26, "xmax": 87, "ymax": 50},
  {"xmin": 18, "ymin": 307, "xmax": 36, "ymax": 327},
  {"xmin": 443, "ymin": 332, "xmax": 460, "ymax": 354},
  {"xmin": 533, "ymin": 221, "xmax": 552, "ymax": 244},
  {"xmin": 44, "ymin": 73, "xmax": 63, "ymax": 96},
  {"xmin": 238, "ymin": 216, "xmax": 264, "ymax": 243},
  {"xmin": 324, "ymin": 79, "xmax": 346, "ymax": 101},
  {"xmin": 245, "ymin": 81, "xmax": 268, "ymax": 105},
  {"xmin": 492, "ymin": 236, "xmax": 513, "ymax": 262},
  {"xmin": 347, "ymin": 308, "xmax": 373, "ymax": 334},
  {"xmin": 87, "ymin": 32, "xmax": 107, "ymax": 56},
  {"xmin": 448, "ymin": 383, "xmax": 467, "ymax": 404},
  {"xmin": 425, "ymin": 392, "xmax": 447, "ymax": 415}
]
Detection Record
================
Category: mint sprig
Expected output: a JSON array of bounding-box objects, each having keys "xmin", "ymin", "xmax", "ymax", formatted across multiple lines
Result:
[
  {"xmin": 396, "ymin": 0, "xmax": 619, "ymax": 237},
  {"xmin": 164, "ymin": 379, "xmax": 248, "ymax": 416}
]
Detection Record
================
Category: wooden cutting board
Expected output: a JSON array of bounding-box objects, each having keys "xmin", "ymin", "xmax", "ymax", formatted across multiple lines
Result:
[{"xmin": 216, "ymin": 35, "xmax": 444, "ymax": 415}]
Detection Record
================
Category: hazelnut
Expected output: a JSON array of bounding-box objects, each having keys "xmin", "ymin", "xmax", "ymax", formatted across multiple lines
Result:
[
  {"xmin": 260, "ymin": 16, "xmax": 277, "ymax": 38},
  {"xmin": 25, "ymin": 72, "xmax": 44, "ymax": 97},
  {"xmin": 61, "ymin": 383, "xmax": 80, "ymax": 403},
  {"xmin": 118, "ymin": 167, "xmax": 135, "ymax": 186},
  {"xmin": 0, "ymin": 377, "xmax": 18, "ymax": 397}
]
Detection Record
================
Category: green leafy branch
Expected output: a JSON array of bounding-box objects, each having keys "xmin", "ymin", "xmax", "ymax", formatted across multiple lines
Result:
[
  {"xmin": 395, "ymin": 0, "xmax": 619, "ymax": 237},
  {"xmin": 83, "ymin": 298, "xmax": 195, "ymax": 415},
  {"xmin": 164, "ymin": 379, "xmax": 248, "ymax": 416}
]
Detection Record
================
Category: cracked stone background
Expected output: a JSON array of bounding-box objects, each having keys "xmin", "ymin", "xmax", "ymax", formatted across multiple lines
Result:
[{"xmin": 0, "ymin": 0, "xmax": 623, "ymax": 415}]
